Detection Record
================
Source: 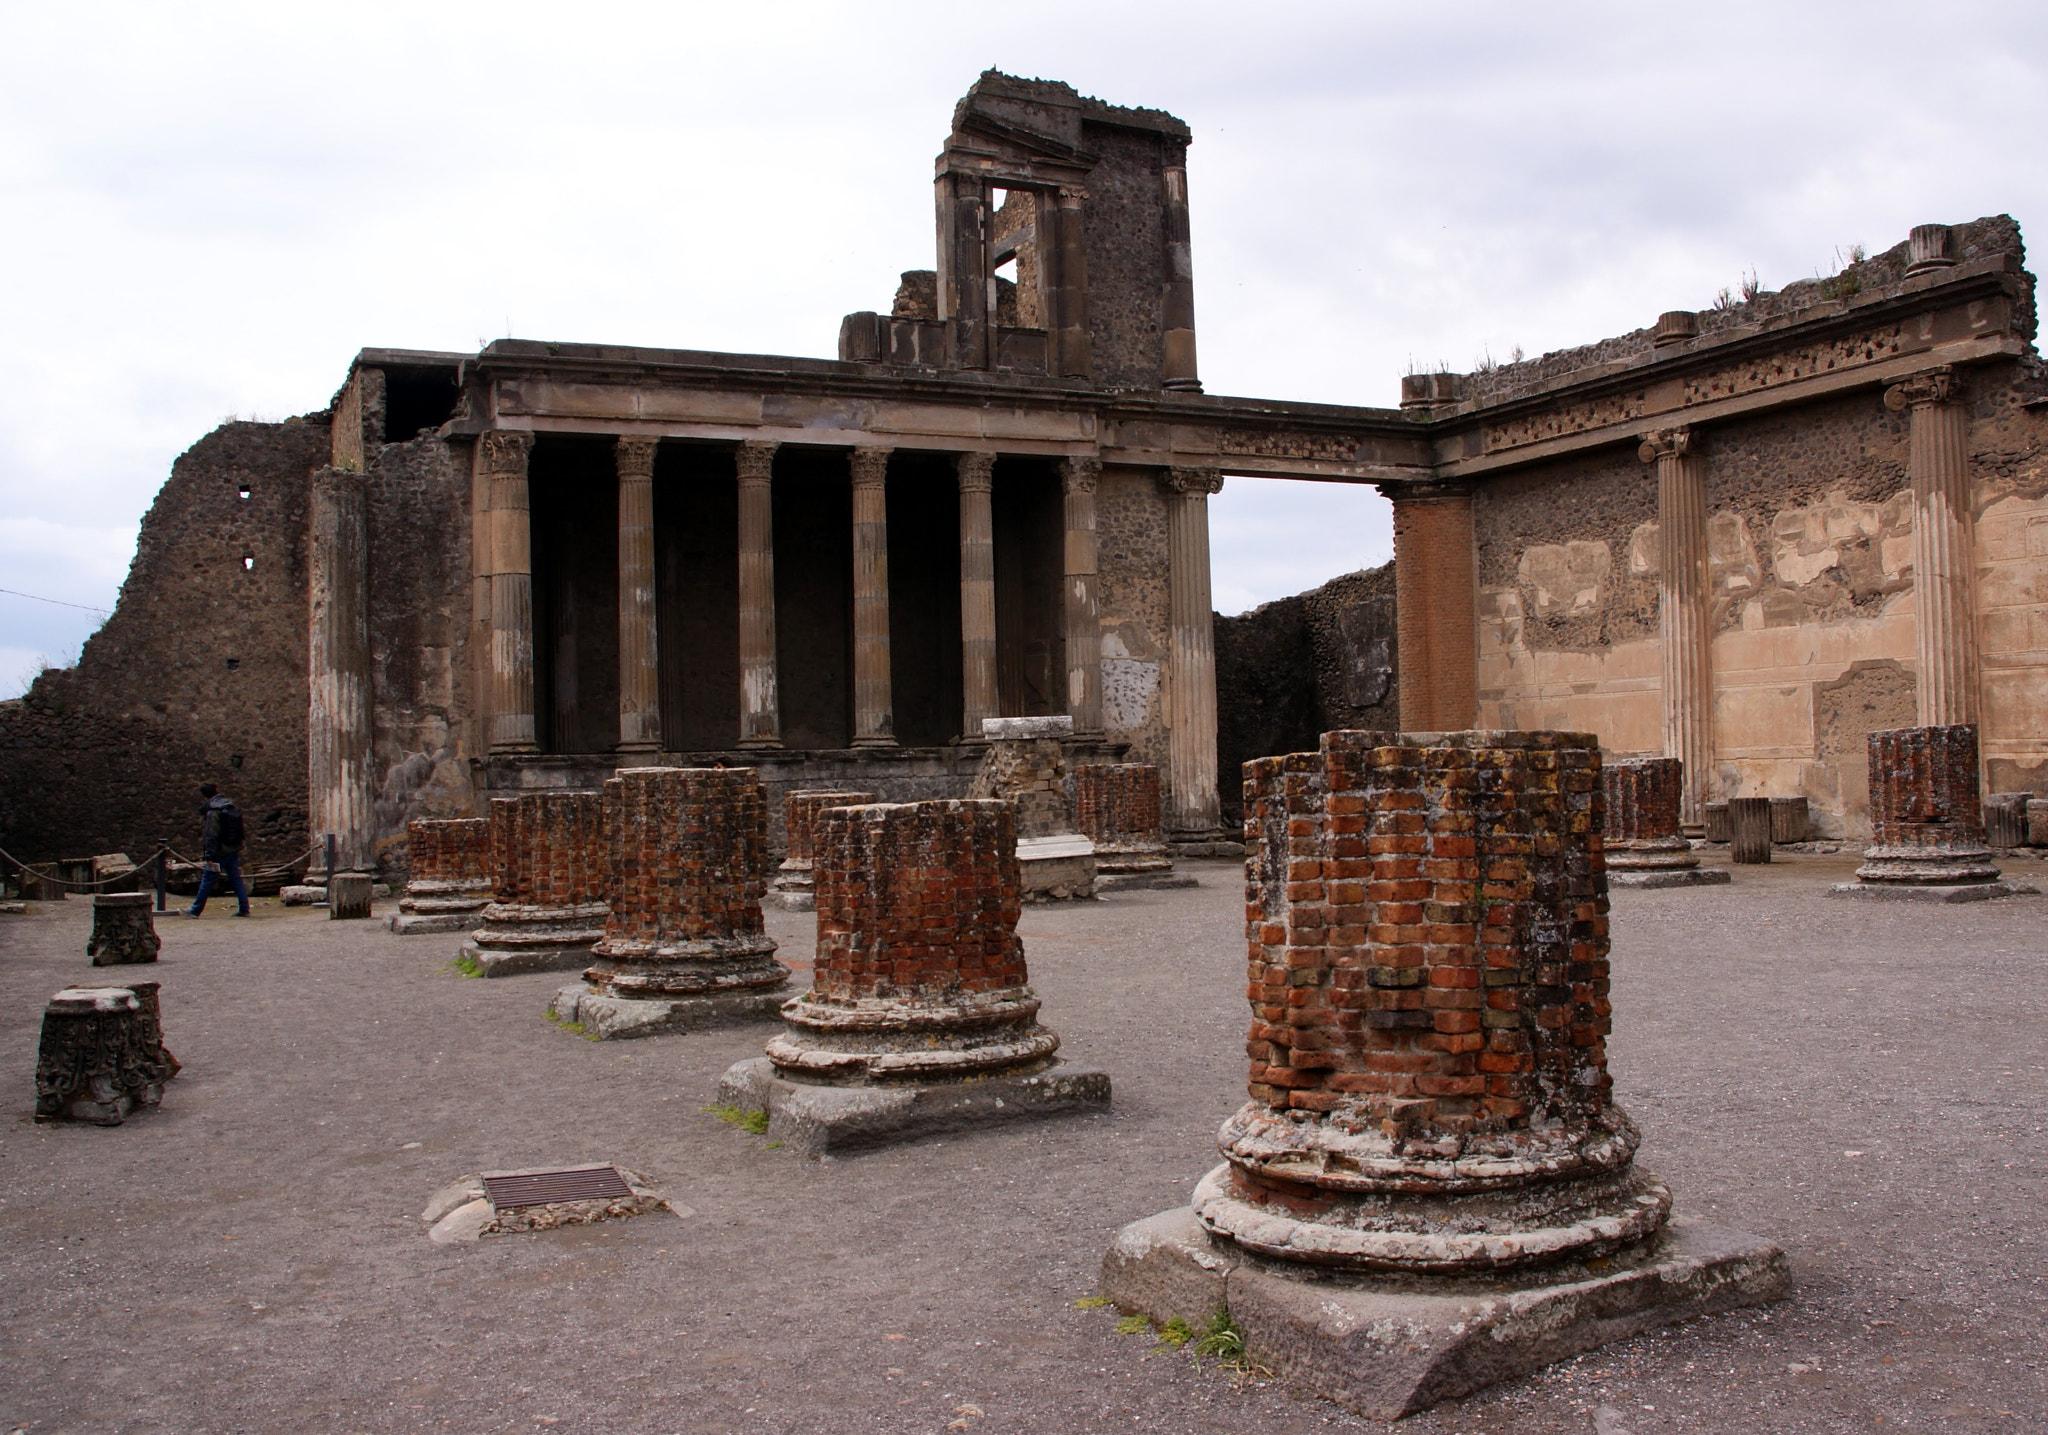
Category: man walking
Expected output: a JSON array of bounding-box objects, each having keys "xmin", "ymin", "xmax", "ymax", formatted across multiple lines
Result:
[{"xmin": 186, "ymin": 783, "xmax": 250, "ymax": 917}]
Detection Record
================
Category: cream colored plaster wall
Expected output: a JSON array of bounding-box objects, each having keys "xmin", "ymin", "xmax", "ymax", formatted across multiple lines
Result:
[{"xmin": 1975, "ymin": 490, "xmax": 2048, "ymax": 794}]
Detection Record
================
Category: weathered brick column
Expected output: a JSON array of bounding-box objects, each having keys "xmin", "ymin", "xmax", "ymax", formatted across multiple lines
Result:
[
  {"xmin": 1853, "ymin": 725, "xmax": 1998, "ymax": 885},
  {"xmin": 392, "ymin": 817, "xmax": 493, "ymax": 934},
  {"xmin": 1601, "ymin": 757, "xmax": 1724, "ymax": 888},
  {"xmin": 462, "ymin": 792, "xmax": 608, "ymax": 976},
  {"xmin": 1073, "ymin": 762, "xmax": 1191, "ymax": 891},
  {"xmin": 770, "ymin": 789, "xmax": 876, "ymax": 911},
  {"xmin": 1391, "ymin": 484, "xmax": 1478, "ymax": 732},
  {"xmin": 579, "ymin": 767, "xmax": 788, "ymax": 1014}
]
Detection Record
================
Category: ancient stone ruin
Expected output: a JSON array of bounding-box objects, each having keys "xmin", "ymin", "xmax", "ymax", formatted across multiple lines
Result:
[
  {"xmin": 35, "ymin": 981, "xmax": 180, "ymax": 1125},
  {"xmin": 719, "ymin": 798, "xmax": 1108, "ymax": 1153},
  {"xmin": 967, "ymin": 715, "xmax": 1095, "ymax": 899},
  {"xmin": 391, "ymin": 817, "xmax": 493, "ymax": 934},
  {"xmin": 461, "ymin": 792, "xmax": 608, "ymax": 976},
  {"xmin": 1600, "ymin": 758, "xmax": 1726, "ymax": 888},
  {"xmin": 550, "ymin": 766, "xmax": 790, "ymax": 1039},
  {"xmin": 87, "ymin": 892, "xmax": 162, "ymax": 964},
  {"xmin": 1100, "ymin": 730, "xmax": 1784, "ymax": 1418},
  {"xmin": 1832, "ymin": 724, "xmax": 2037, "ymax": 902},
  {"xmin": 1073, "ymin": 762, "xmax": 1194, "ymax": 892},
  {"xmin": 770, "ymin": 790, "xmax": 875, "ymax": 912}
]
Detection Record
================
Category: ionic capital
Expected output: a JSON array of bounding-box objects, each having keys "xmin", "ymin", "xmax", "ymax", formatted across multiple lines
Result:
[
  {"xmin": 850, "ymin": 446, "xmax": 892, "ymax": 488},
  {"xmin": 955, "ymin": 451, "xmax": 996, "ymax": 493},
  {"xmin": 735, "ymin": 440, "xmax": 779, "ymax": 485},
  {"xmin": 1161, "ymin": 465, "xmax": 1223, "ymax": 497},
  {"xmin": 1636, "ymin": 427, "xmax": 1692, "ymax": 465},
  {"xmin": 1060, "ymin": 456, "xmax": 1101, "ymax": 496},
  {"xmin": 1885, "ymin": 365, "xmax": 1955, "ymax": 412},
  {"xmin": 614, "ymin": 436, "xmax": 658, "ymax": 482},
  {"xmin": 478, "ymin": 430, "xmax": 534, "ymax": 476}
]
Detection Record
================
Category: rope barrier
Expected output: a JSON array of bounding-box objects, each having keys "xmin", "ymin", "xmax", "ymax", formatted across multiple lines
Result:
[{"xmin": 2, "ymin": 842, "xmax": 320, "ymax": 892}]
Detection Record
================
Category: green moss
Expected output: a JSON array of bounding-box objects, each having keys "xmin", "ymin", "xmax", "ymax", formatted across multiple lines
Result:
[
  {"xmin": 1157, "ymin": 1316, "xmax": 1194, "ymax": 1349},
  {"xmin": 705, "ymin": 1104, "xmax": 770, "ymax": 1136},
  {"xmin": 449, "ymin": 955, "xmax": 483, "ymax": 978},
  {"xmin": 1113, "ymin": 1314, "xmax": 1151, "ymax": 1336},
  {"xmin": 1072, "ymin": 1296, "xmax": 1113, "ymax": 1311}
]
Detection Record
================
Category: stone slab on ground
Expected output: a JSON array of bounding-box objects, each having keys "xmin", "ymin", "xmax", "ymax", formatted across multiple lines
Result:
[
  {"xmin": 458, "ymin": 941, "xmax": 595, "ymax": 978},
  {"xmin": 1100, "ymin": 1206, "xmax": 1787, "ymax": 1421},
  {"xmin": 279, "ymin": 885, "xmax": 325, "ymax": 906},
  {"xmin": 1166, "ymin": 839, "xmax": 1245, "ymax": 859},
  {"xmin": 716, "ymin": 1055, "xmax": 1110, "ymax": 1156},
  {"xmin": 1608, "ymin": 867, "xmax": 1733, "ymax": 889},
  {"xmin": 388, "ymin": 912, "xmax": 478, "ymax": 935},
  {"xmin": 1095, "ymin": 870, "xmax": 1199, "ymax": 893},
  {"xmin": 765, "ymin": 890, "xmax": 815, "ymax": 913},
  {"xmin": 1826, "ymin": 878, "xmax": 2040, "ymax": 903},
  {"xmin": 549, "ymin": 983, "xmax": 787, "ymax": 1040}
]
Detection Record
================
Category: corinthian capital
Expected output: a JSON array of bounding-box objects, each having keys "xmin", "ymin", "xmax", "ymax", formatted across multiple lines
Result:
[
  {"xmin": 735, "ymin": 440, "xmax": 778, "ymax": 484},
  {"xmin": 1161, "ymin": 465, "xmax": 1223, "ymax": 497},
  {"xmin": 1884, "ymin": 365, "xmax": 1954, "ymax": 412},
  {"xmin": 850, "ymin": 446, "xmax": 892, "ymax": 488},
  {"xmin": 478, "ymin": 429, "xmax": 534, "ymax": 476},
  {"xmin": 614, "ymin": 437, "xmax": 658, "ymax": 481},
  {"xmin": 955, "ymin": 451, "xmax": 996, "ymax": 493},
  {"xmin": 1636, "ymin": 427, "xmax": 1692, "ymax": 465},
  {"xmin": 1060, "ymin": 456, "xmax": 1101, "ymax": 496}
]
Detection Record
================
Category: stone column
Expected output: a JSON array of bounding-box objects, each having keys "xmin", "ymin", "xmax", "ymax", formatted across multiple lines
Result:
[
  {"xmin": 1389, "ymin": 482, "xmax": 1479, "ymax": 732},
  {"xmin": 957, "ymin": 451, "xmax": 999, "ymax": 737},
  {"xmin": 1061, "ymin": 456, "xmax": 1103, "ymax": 736},
  {"xmin": 615, "ymin": 437, "xmax": 662, "ymax": 761},
  {"xmin": 479, "ymin": 431, "xmax": 538, "ymax": 754},
  {"xmin": 1161, "ymin": 467, "xmax": 1224, "ymax": 836},
  {"xmin": 851, "ymin": 447, "xmax": 895, "ymax": 746},
  {"xmin": 736, "ymin": 441, "xmax": 781, "ymax": 748},
  {"xmin": 1049, "ymin": 186, "xmax": 1093, "ymax": 379},
  {"xmin": 1640, "ymin": 428, "xmax": 1714, "ymax": 827},
  {"xmin": 1159, "ymin": 162, "xmax": 1201, "ymax": 392},
  {"xmin": 1886, "ymin": 367, "xmax": 1978, "ymax": 727},
  {"xmin": 936, "ymin": 171, "xmax": 991, "ymax": 371},
  {"xmin": 308, "ymin": 465, "xmax": 375, "ymax": 871}
]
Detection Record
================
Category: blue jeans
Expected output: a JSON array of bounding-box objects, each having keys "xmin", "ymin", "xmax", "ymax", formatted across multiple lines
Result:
[{"xmin": 190, "ymin": 852, "xmax": 249, "ymax": 915}]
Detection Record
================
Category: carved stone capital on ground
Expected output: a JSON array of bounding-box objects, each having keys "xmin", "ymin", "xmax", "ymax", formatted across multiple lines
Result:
[
  {"xmin": 614, "ymin": 436, "xmax": 658, "ymax": 481},
  {"xmin": 478, "ymin": 429, "xmax": 534, "ymax": 475},
  {"xmin": 849, "ymin": 446, "xmax": 892, "ymax": 488},
  {"xmin": 735, "ymin": 440, "xmax": 778, "ymax": 484},
  {"xmin": 1885, "ymin": 364, "xmax": 1954, "ymax": 412},
  {"xmin": 1160, "ymin": 465, "xmax": 1223, "ymax": 497},
  {"xmin": 1637, "ymin": 426, "xmax": 1693, "ymax": 464},
  {"xmin": 1060, "ymin": 455, "xmax": 1101, "ymax": 495},
  {"xmin": 955, "ymin": 450, "xmax": 996, "ymax": 493}
]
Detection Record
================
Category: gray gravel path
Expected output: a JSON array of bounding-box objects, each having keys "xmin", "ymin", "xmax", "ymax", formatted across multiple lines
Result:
[{"xmin": 2, "ymin": 851, "xmax": 2044, "ymax": 1434}]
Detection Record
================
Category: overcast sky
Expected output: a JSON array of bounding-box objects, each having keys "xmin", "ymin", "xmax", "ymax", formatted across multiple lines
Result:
[{"xmin": 3, "ymin": 0, "xmax": 2043, "ymax": 698}]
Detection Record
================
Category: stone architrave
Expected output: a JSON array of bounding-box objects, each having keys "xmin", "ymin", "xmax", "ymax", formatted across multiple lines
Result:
[
  {"xmin": 390, "ymin": 818, "xmax": 493, "ymax": 934},
  {"xmin": 968, "ymin": 715, "xmax": 1095, "ymax": 899},
  {"xmin": 771, "ymin": 790, "xmax": 876, "ymax": 912},
  {"xmin": 1601, "ymin": 758, "xmax": 1726, "ymax": 889},
  {"xmin": 35, "ymin": 982, "xmax": 180, "ymax": 1125},
  {"xmin": 551, "ymin": 767, "xmax": 791, "ymax": 1039},
  {"xmin": 87, "ymin": 893, "xmax": 162, "ymax": 964},
  {"xmin": 718, "ymin": 799, "xmax": 1109, "ymax": 1154},
  {"xmin": 1832, "ymin": 725, "xmax": 2036, "ymax": 902},
  {"xmin": 461, "ymin": 792, "xmax": 609, "ymax": 975},
  {"xmin": 1073, "ymin": 763, "xmax": 1195, "ymax": 893},
  {"xmin": 1099, "ymin": 730, "xmax": 1786, "ymax": 1420}
]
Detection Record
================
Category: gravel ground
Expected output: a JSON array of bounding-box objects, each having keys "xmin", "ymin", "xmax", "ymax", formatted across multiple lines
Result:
[{"xmin": 2, "ymin": 851, "xmax": 2045, "ymax": 1435}]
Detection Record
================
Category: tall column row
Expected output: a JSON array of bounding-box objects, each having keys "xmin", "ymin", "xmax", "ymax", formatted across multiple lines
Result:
[{"xmin": 1640, "ymin": 427, "xmax": 1713, "ymax": 828}]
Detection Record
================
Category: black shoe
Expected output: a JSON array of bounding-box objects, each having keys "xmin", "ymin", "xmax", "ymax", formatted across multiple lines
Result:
[{"xmin": 234, "ymin": 909, "xmax": 250, "ymax": 918}]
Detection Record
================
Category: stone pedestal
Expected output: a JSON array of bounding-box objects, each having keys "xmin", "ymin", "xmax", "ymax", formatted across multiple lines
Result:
[
  {"xmin": 1601, "ymin": 758, "xmax": 1725, "ymax": 890},
  {"xmin": 970, "ymin": 716, "xmax": 1096, "ymax": 899},
  {"xmin": 329, "ymin": 872, "xmax": 374, "ymax": 919},
  {"xmin": 1833, "ymin": 725, "xmax": 2036, "ymax": 902},
  {"xmin": 1728, "ymin": 798, "xmax": 1773, "ymax": 864},
  {"xmin": 550, "ymin": 767, "xmax": 789, "ymax": 1040},
  {"xmin": 1702, "ymin": 802, "xmax": 1730, "ymax": 842},
  {"xmin": 391, "ymin": 817, "xmax": 493, "ymax": 934},
  {"xmin": 1074, "ymin": 762, "xmax": 1194, "ymax": 893},
  {"xmin": 771, "ymin": 790, "xmax": 875, "ymax": 912},
  {"xmin": 1984, "ymin": 793, "xmax": 2029, "ymax": 850},
  {"xmin": 719, "ymin": 799, "xmax": 1108, "ymax": 1153},
  {"xmin": 1099, "ymin": 730, "xmax": 1783, "ymax": 1419},
  {"xmin": 1770, "ymin": 796, "xmax": 1810, "ymax": 844},
  {"xmin": 35, "ymin": 982, "xmax": 180, "ymax": 1125},
  {"xmin": 87, "ymin": 893, "xmax": 161, "ymax": 964},
  {"xmin": 462, "ymin": 792, "xmax": 608, "ymax": 976}
]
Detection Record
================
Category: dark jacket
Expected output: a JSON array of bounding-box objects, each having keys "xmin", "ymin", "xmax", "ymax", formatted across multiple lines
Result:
[{"xmin": 201, "ymin": 795, "xmax": 243, "ymax": 860}]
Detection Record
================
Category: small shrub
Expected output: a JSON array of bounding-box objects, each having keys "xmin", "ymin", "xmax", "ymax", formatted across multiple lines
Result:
[{"xmin": 1192, "ymin": 1307, "xmax": 1247, "ymax": 1362}]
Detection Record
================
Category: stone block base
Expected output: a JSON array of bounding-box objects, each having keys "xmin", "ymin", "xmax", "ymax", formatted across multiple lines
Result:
[
  {"xmin": 280, "ymin": 885, "xmax": 326, "ymax": 906},
  {"xmin": 1018, "ymin": 834, "xmax": 1097, "ymax": 901},
  {"xmin": 1167, "ymin": 839, "xmax": 1246, "ymax": 859},
  {"xmin": 1607, "ymin": 868, "xmax": 1732, "ymax": 890},
  {"xmin": 1096, "ymin": 870, "xmax": 1200, "ymax": 893},
  {"xmin": 1100, "ymin": 1207, "xmax": 1785, "ymax": 1420},
  {"xmin": 715, "ymin": 1055, "xmax": 1110, "ymax": 1156},
  {"xmin": 1827, "ymin": 878, "xmax": 2040, "ymax": 903},
  {"xmin": 767, "ymin": 890, "xmax": 816, "ymax": 913},
  {"xmin": 549, "ymin": 983, "xmax": 790, "ymax": 1040},
  {"xmin": 459, "ymin": 940, "xmax": 597, "ymax": 978},
  {"xmin": 390, "ymin": 911, "xmax": 481, "ymax": 935}
]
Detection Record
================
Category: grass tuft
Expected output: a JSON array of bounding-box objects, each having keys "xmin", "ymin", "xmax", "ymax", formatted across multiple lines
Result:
[
  {"xmin": 705, "ymin": 1104, "xmax": 770, "ymax": 1136},
  {"xmin": 1113, "ymin": 1314, "xmax": 1151, "ymax": 1336},
  {"xmin": 1072, "ymin": 1295, "xmax": 1113, "ymax": 1311}
]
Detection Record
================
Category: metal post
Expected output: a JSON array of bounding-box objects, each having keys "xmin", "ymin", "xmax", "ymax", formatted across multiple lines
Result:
[{"xmin": 154, "ymin": 839, "xmax": 169, "ymax": 912}]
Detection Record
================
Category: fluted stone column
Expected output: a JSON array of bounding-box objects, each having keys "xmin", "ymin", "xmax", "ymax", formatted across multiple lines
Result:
[
  {"xmin": 309, "ymin": 466, "xmax": 374, "ymax": 871},
  {"xmin": 1160, "ymin": 163, "xmax": 1201, "ymax": 392},
  {"xmin": 616, "ymin": 437, "xmax": 661, "ymax": 760},
  {"xmin": 1640, "ymin": 427, "xmax": 1714, "ymax": 827},
  {"xmin": 480, "ymin": 432, "xmax": 537, "ymax": 754},
  {"xmin": 736, "ymin": 441, "xmax": 781, "ymax": 748},
  {"xmin": 1061, "ymin": 456, "xmax": 1103, "ymax": 736},
  {"xmin": 1887, "ymin": 367, "xmax": 1979, "ymax": 726},
  {"xmin": 1161, "ymin": 467, "xmax": 1223, "ymax": 836},
  {"xmin": 851, "ymin": 447, "xmax": 895, "ymax": 746},
  {"xmin": 1390, "ymin": 482, "xmax": 1479, "ymax": 732},
  {"xmin": 1049, "ymin": 186, "xmax": 1093, "ymax": 379},
  {"xmin": 957, "ymin": 451, "xmax": 999, "ymax": 738}
]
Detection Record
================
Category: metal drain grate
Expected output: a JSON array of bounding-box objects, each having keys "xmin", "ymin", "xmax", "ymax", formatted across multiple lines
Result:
[{"xmin": 481, "ymin": 1164, "xmax": 633, "ymax": 1212}]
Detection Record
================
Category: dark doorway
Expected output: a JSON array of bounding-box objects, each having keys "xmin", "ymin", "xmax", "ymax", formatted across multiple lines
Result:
[
  {"xmin": 772, "ymin": 449, "xmax": 854, "ymax": 750},
  {"xmin": 886, "ymin": 455, "xmax": 964, "ymax": 745},
  {"xmin": 530, "ymin": 436, "xmax": 620, "ymax": 754},
  {"xmin": 654, "ymin": 443, "xmax": 741, "ymax": 751},
  {"xmin": 993, "ymin": 458, "xmax": 1065, "ymax": 717}
]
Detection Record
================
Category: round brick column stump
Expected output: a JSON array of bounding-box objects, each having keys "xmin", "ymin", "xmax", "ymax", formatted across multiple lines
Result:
[
  {"xmin": 392, "ymin": 818, "xmax": 492, "ymax": 935},
  {"xmin": 1727, "ymin": 798, "xmax": 1774, "ymax": 864},
  {"xmin": 87, "ymin": 893, "xmax": 161, "ymax": 965},
  {"xmin": 1074, "ymin": 763, "xmax": 1186, "ymax": 890},
  {"xmin": 1854, "ymin": 725, "xmax": 1998, "ymax": 884},
  {"xmin": 35, "ymin": 982, "xmax": 180, "ymax": 1125},
  {"xmin": 463, "ymin": 792, "xmax": 609, "ymax": 976},
  {"xmin": 771, "ymin": 790, "xmax": 874, "ymax": 911},
  {"xmin": 1600, "ymin": 759, "xmax": 1697, "ymax": 871}
]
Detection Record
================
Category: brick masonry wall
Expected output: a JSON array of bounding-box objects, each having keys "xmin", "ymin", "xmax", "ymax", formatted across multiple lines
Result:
[
  {"xmin": 1868, "ymin": 724, "xmax": 1986, "ymax": 849},
  {"xmin": 1602, "ymin": 758, "xmax": 1683, "ymax": 844},
  {"xmin": 1242, "ymin": 730, "xmax": 1610, "ymax": 1139},
  {"xmin": 406, "ymin": 818, "xmax": 489, "ymax": 883},
  {"xmin": 784, "ymin": 790, "xmax": 876, "ymax": 866},
  {"xmin": 602, "ymin": 767, "xmax": 767, "ymax": 944},
  {"xmin": 1073, "ymin": 763, "xmax": 1162, "ymax": 847},
  {"xmin": 488, "ymin": 791, "xmax": 606, "ymax": 908},
  {"xmin": 811, "ymin": 800, "xmax": 1026, "ymax": 1002}
]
